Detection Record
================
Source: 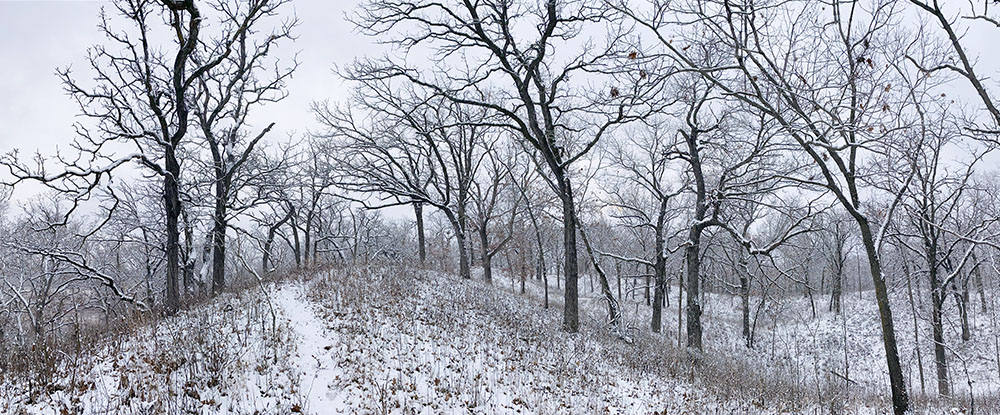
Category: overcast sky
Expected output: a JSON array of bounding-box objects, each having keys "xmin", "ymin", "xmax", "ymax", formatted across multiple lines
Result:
[
  {"xmin": 1, "ymin": 0, "xmax": 997, "ymax": 208},
  {"xmin": 0, "ymin": 0, "xmax": 367, "ymax": 157}
]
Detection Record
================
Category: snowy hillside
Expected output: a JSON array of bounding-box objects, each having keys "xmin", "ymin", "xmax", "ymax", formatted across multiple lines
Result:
[{"xmin": 3, "ymin": 266, "xmax": 998, "ymax": 414}]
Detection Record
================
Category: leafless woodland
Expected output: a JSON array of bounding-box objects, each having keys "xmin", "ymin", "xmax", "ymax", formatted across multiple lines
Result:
[{"xmin": 3, "ymin": 0, "xmax": 1000, "ymax": 414}]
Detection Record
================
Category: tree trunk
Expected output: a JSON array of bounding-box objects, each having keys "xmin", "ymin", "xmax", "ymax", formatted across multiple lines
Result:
[
  {"xmin": 677, "ymin": 269, "xmax": 684, "ymax": 348},
  {"xmin": 685, "ymin": 227, "xmax": 703, "ymax": 351},
  {"xmin": 740, "ymin": 263, "xmax": 751, "ymax": 348},
  {"xmin": 831, "ymin": 258, "xmax": 843, "ymax": 314},
  {"xmin": 262, "ymin": 209, "xmax": 291, "ymax": 273},
  {"xmin": 290, "ymin": 214, "xmax": 301, "ymax": 268},
  {"xmin": 211, "ymin": 178, "xmax": 228, "ymax": 296},
  {"xmin": 558, "ymin": 175, "xmax": 580, "ymax": 333},
  {"xmin": 520, "ymin": 254, "xmax": 526, "ymax": 295},
  {"xmin": 973, "ymin": 258, "xmax": 987, "ymax": 313},
  {"xmin": 577, "ymin": 219, "xmax": 619, "ymax": 327},
  {"xmin": 857, "ymin": 220, "xmax": 909, "ymax": 411},
  {"xmin": 958, "ymin": 280, "xmax": 971, "ymax": 341},
  {"xmin": 414, "ymin": 202, "xmax": 426, "ymax": 265},
  {"xmin": 644, "ymin": 267, "xmax": 651, "ymax": 306},
  {"xmin": 163, "ymin": 151, "xmax": 182, "ymax": 315},
  {"xmin": 479, "ymin": 225, "xmax": 492, "ymax": 284},
  {"xmin": 303, "ymin": 213, "xmax": 313, "ymax": 267},
  {"xmin": 651, "ymin": 216, "xmax": 666, "ymax": 333},
  {"xmin": 182, "ymin": 209, "xmax": 195, "ymax": 296},
  {"xmin": 926, "ymin": 240, "xmax": 950, "ymax": 396},
  {"xmin": 903, "ymin": 256, "xmax": 926, "ymax": 395},
  {"xmin": 444, "ymin": 210, "xmax": 471, "ymax": 279}
]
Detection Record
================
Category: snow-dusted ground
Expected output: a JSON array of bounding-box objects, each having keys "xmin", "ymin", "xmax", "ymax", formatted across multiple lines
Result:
[
  {"xmin": 4, "ymin": 266, "xmax": 999, "ymax": 414},
  {"xmin": 294, "ymin": 267, "xmax": 761, "ymax": 414},
  {"xmin": 1, "ymin": 287, "xmax": 305, "ymax": 415},
  {"xmin": 273, "ymin": 285, "xmax": 348, "ymax": 413}
]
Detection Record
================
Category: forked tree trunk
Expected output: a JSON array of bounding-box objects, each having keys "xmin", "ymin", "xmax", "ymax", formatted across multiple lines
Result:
[
  {"xmin": 958, "ymin": 280, "xmax": 971, "ymax": 341},
  {"xmin": 830, "ymin": 257, "xmax": 843, "ymax": 314}
]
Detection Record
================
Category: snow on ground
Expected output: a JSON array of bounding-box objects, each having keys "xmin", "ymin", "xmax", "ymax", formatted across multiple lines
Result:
[
  {"xmin": 1, "ymin": 287, "xmax": 305, "ymax": 415},
  {"xmin": 5, "ymin": 265, "xmax": 999, "ymax": 414},
  {"xmin": 273, "ymin": 285, "xmax": 347, "ymax": 413},
  {"xmin": 293, "ymin": 266, "xmax": 805, "ymax": 414}
]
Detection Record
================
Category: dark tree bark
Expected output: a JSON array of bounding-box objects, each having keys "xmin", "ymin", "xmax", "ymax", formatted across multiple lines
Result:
[
  {"xmin": 262, "ymin": 208, "xmax": 292, "ymax": 273},
  {"xmin": 739, "ymin": 257, "xmax": 751, "ymax": 348},
  {"xmin": 858, "ymin": 221, "xmax": 909, "ymax": 409},
  {"xmin": 479, "ymin": 226, "xmax": 492, "ymax": 284},
  {"xmin": 290, "ymin": 209, "xmax": 301, "ymax": 268},
  {"xmin": 651, "ymin": 197, "xmax": 668, "ymax": 333},
  {"xmin": 902, "ymin": 252, "xmax": 927, "ymax": 395},
  {"xmin": 414, "ymin": 202, "xmax": 426, "ymax": 265},
  {"xmin": 558, "ymin": 176, "xmax": 580, "ymax": 332},
  {"xmin": 958, "ymin": 278, "xmax": 971, "ymax": 342}
]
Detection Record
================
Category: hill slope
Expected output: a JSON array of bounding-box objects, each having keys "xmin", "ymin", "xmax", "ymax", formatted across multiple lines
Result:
[{"xmin": 5, "ymin": 266, "xmax": 998, "ymax": 414}]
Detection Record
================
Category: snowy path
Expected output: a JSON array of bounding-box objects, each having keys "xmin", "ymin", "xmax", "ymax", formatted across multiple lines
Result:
[{"xmin": 274, "ymin": 285, "xmax": 346, "ymax": 414}]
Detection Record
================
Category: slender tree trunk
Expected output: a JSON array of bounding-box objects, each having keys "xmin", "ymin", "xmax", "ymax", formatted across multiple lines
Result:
[
  {"xmin": 542, "ymin": 261, "xmax": 549, "ymax": 309},
  {"xmin": 520, "ymin": 252, "xmax": 526, "ymax": 295},
  {"xmin": 262, "ymin": 209, "xmax": 291, "ymax": 273},
  {"xmin": 926, "ymin": 244, "xmax": 950, "ymax": 396},
  {"xmin": 857, "ymin": 221, "xmax": 909, "ymax": 411},
  {"xmin": 479, "ymin": 225, "xmax": 492, "ymax": 284},
  {"xmin": 958, "ymin": 280, "xmax": 971, "ymax": 341},
  {"xmin": 931, "ymin": 291, "xmax": 950, "ymax": 396},
  {"xmin": 973, "ymin": 259, "xmax": 987, "ymax": 313},
  {"xmin": 645, "ymin": 267, "xmax": 651, "ymax": 306},
  {"xmin": 577, "ymin": 219, "xmax": 619, "ymax": 327},
  {"xmin": 444, "ymin": 211, "xmax": 471, "ymax": 279},
  {"xmin": 677, "ymin": 269, "xmax": 684, "ymax": 348},
  {"xmin": 903, "ymin": 256, "xmax": 926, "ymax": 395},
  {"xmin": 303, "ymin": 213, "xmax": 313, "ymax": 267},
  {"xmin": 651, "ymin": 216, "xmax": 666, "ymax": 333},
  {"xmin": 831, "ymin": 257, "xmax": 843, "ymax": 314},
  {"xmin": 414, "ymin": 202, "xmax": 426, "ymax": 265},
  {"xmin": 740, "ymin": 259, "xmax": 751, "ymax": 348},
  {"xmin": 182, "ymin": 210, "xmax": 195, "ymax": 296},
  {"xmin": 290, "ymin": 214, "xmax": 301, "ymax": 268}
]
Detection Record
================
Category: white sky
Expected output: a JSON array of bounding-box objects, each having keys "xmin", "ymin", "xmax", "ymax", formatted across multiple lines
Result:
[
  {"xmin": 0, "ymin": 0, "xmax": 997, "ymax": 221},
  {"xmin": 0, "ymin": 0, "xmax": 366, "ymax": 156}
]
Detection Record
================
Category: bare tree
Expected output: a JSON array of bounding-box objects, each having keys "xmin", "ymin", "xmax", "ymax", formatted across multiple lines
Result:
[
  {"xmin": 3, "ymin": 0, "xmax": 283, "ymax": 314},
  {"xmin": 612, "ymin": 1, "xmax": 943, "ymax": 410},
  {"xmin": 191, "ymin": 0, "xmax": 297, "ymax": 294},
  {"xmin": 601, "ymin": 120, "xmax": 685, "ymax": 333},
  {"xmin": 350, "ymin": 0, "xmax": 665, "ymax": 332},
  {"xmin": 469, "ymin": 145, "xmax": 519, "ymax": 284},
  {"xmin": 317, "ymin": 83, "xmax": 490, "ymax": 279}
]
